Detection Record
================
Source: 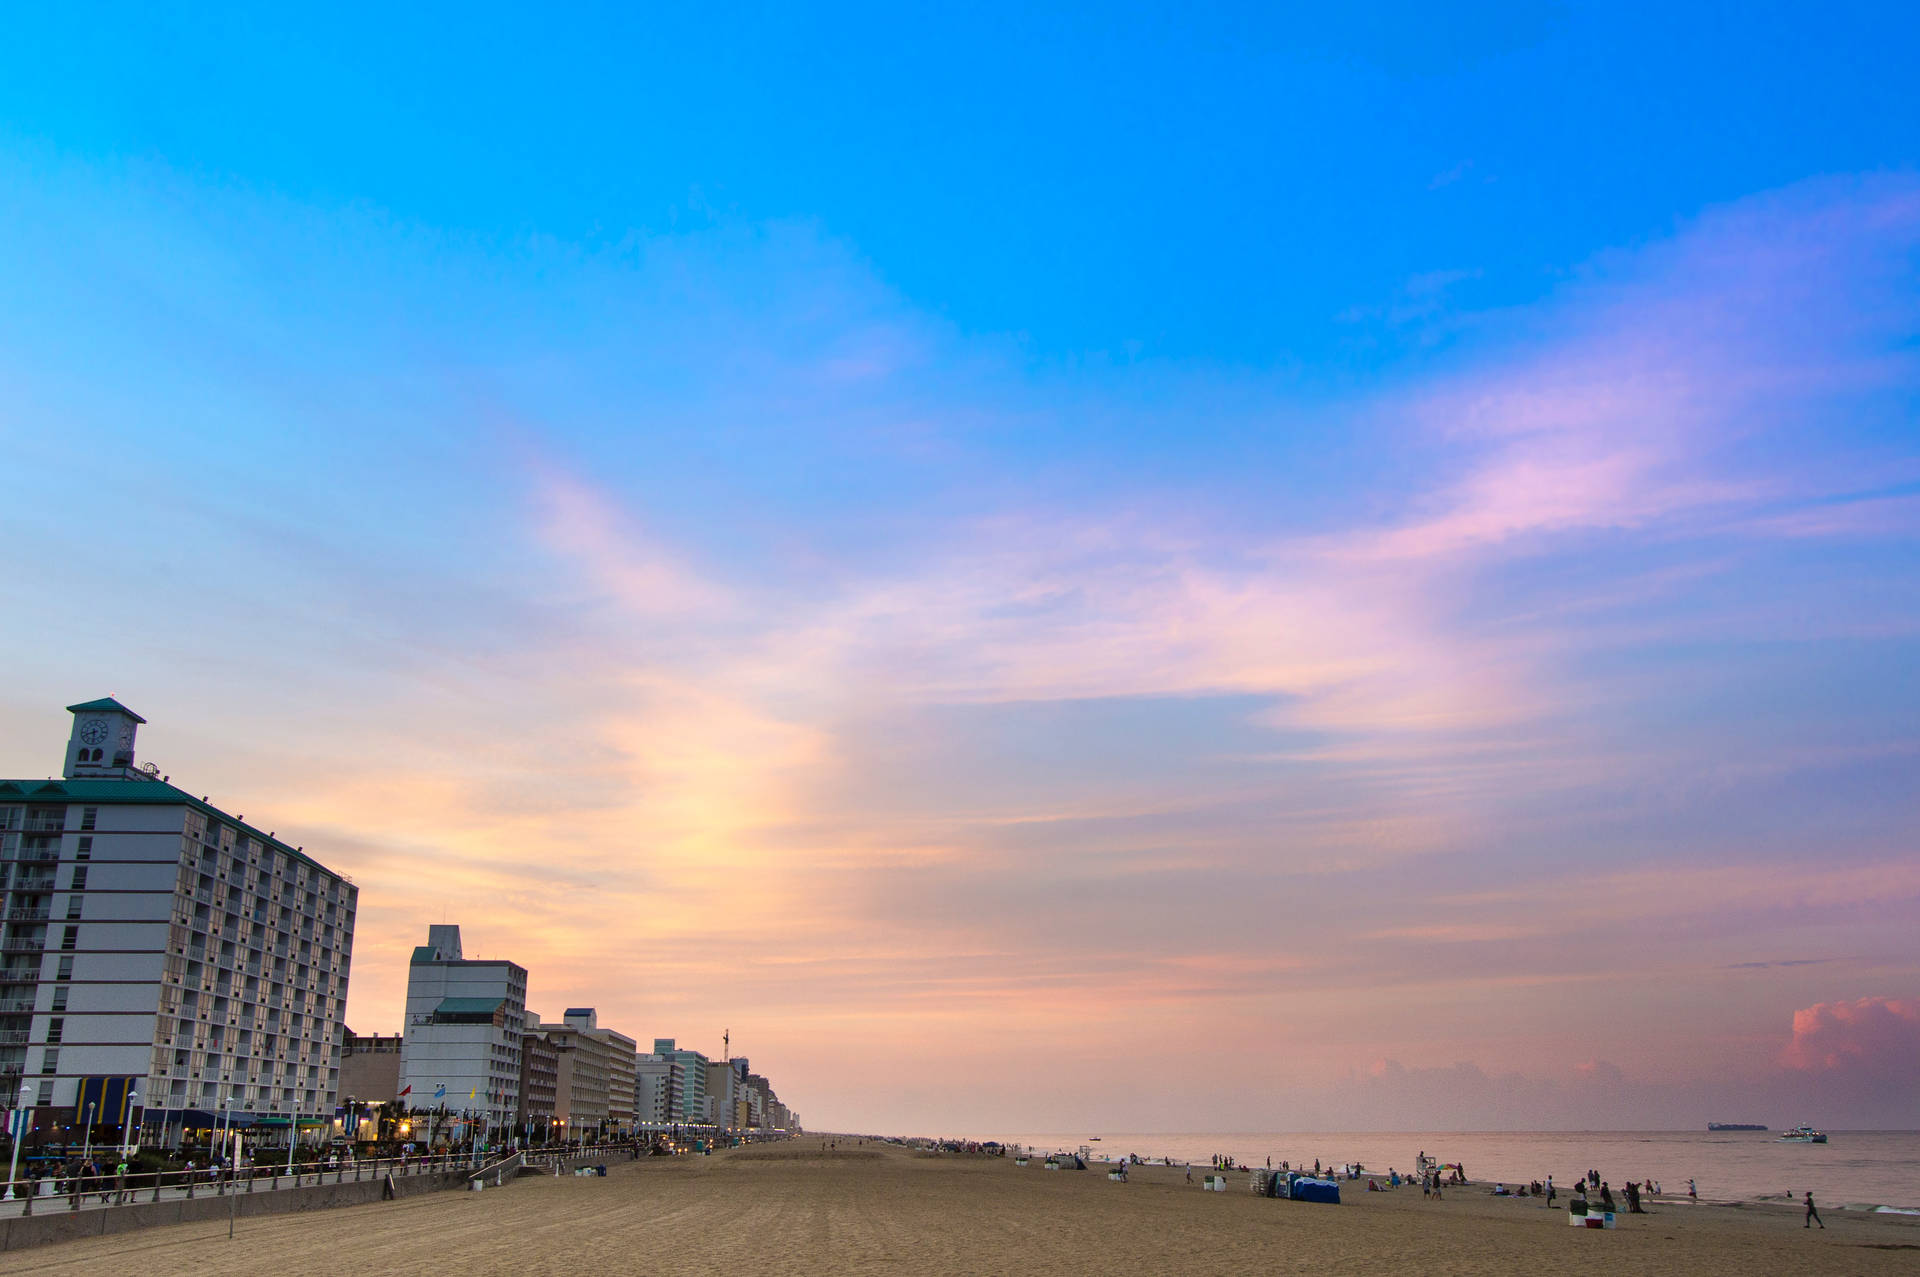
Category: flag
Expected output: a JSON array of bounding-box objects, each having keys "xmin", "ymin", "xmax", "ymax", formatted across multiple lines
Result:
[
  {"xmin": 398, "ymin": 1085, "xmax": 412, "ymax": 1098},
  {"xmin": 469, "ymin": 1088, "xmax": 477, "ymax": 1100},
  {"xmin": 434, "ymin": 1084, "xmax": 446, "ymax": 1100}
]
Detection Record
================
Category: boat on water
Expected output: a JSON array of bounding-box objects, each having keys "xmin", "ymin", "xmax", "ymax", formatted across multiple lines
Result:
[
  {"xmin": 1707, "ymin": 1122, "xmax": 1768, "ymax": 1132},
  {"xmin": 1777, "ymin": 1125, "xmax": 1828, "ymax": 1144}
]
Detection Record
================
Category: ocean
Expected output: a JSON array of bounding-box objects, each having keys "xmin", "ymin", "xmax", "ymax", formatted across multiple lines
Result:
[{"xmin": 974, "ymin": 1131, "xmax": 1920, "ymax": 1210}]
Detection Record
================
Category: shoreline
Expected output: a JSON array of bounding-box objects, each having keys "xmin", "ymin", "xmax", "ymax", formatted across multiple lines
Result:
[{"xmin": 967, "ymin": 1129, "xmax": 1920, "ymax": 1214}]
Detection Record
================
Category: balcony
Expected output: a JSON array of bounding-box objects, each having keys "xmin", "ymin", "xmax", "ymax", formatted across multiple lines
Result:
[
  {"xmin": 5, "ymin": 908, "xmax": 50, "ymax": 922},
  {"xmin": 1, "ymin": 938, "xmax": 44, "ymax": 952},
  {"xmin": 0, "ymin": 1030, "xmax": 27, "ymax": 1046}
]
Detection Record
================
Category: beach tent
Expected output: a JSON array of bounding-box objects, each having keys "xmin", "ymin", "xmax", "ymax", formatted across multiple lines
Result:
[{"xmin": 1290, "ymin": 1177, "xmax": 1341, "ymax": 1205}]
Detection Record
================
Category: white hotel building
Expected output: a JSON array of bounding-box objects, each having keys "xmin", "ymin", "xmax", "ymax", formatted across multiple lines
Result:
[
  {"xmin": 0, "ymin": 699, "xmax": 356, "ymax": 1143},
  {"xmin": 397, "ymin": 924, "xmax": 525, "ymax": 1135}
]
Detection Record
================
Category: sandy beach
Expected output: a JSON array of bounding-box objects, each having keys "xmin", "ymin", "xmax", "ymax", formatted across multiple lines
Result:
[{"xmin": 2, "ymin": 1141, "xmax": 1912, "ymax": 1276}]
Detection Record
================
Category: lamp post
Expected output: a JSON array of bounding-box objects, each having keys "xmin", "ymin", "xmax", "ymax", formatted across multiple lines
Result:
[
  {"xmin": 119, "ymin": 1088, "xmax": 140, "ymax": 1157},
  {"xmin": 81, "ymin": 1101, "xmax": 96, "ymax": 1165},
  {"xmin": 5, "ymin": 1082, "xmax": 32, "ymax": 1200},
  {"xmin": 217, "ymin": 1094, "xmax": 232, "ymax": 1171}
]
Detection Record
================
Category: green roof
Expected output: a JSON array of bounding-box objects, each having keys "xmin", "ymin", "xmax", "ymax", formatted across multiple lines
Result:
[
  {"xmin": 0, "ymin": 775, "xmax": 345, "ymax": 882},
  {"xmin": 65, "ymin": 697, "xmax": 147, "ymax": 723}
]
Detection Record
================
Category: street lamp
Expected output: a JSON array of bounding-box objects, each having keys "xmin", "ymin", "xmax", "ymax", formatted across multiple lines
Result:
[
  {"xmin": 5, "ymin": 1082, "xmax": 32, "ymax": 1200},
  {"xmin": 120, "ymin": 1089, "xmax": 141, "ymax": 1157},
  {"xmin": 81, "ymin": 1101, "xmax": 96, "ymax": 1165}
]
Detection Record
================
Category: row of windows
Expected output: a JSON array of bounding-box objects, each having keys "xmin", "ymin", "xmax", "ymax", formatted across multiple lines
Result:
[{"xmin": 0, "ymin": 805, "xmax": 99, "ymax": 833}]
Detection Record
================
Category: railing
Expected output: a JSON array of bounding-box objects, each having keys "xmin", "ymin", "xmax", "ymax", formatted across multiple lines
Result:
[
  {"xmin": 1, "ymin": 940, "xmax": 45, "ymax": 953},
  {"xmin": 6, "ymin": 910, "xmax": 51, "ymax": 923},
  {"xmin": 0, "ymin": 1031, "xmax": 29, "ymax": 1046},
  {"xmin": 0, "ymin": 1142, "xmax": 645, "ymax": 1217}
]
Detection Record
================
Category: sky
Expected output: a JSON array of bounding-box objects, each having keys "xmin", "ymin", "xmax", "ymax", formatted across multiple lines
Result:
[{"xmin": 1, "ymin": 3, "xmax": 1916, "ymax": 1133}]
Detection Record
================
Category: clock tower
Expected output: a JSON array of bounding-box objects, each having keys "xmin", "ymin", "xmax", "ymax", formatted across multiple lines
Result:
[{"xmin": 63, "ymin": 696, "xmax": 149, "ymax": 780}]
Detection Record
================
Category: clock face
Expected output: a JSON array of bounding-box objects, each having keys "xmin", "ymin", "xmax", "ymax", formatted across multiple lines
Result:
[{"xmin": 79, "ymin": 719, "xmax": 109, "ymax": 746}]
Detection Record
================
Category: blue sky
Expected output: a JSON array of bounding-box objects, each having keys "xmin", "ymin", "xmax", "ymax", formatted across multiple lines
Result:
[{"xmin": 1, "ymin": 4, "xmax": 1917, "ymax": 1131}]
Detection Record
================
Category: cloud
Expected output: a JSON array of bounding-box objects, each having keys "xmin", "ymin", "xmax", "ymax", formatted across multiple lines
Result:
[
  {"xmin": 1781, "ymin": 997, "xmax": 1920, "ymax": 1078},
  {"xmin": 5, "ymin": 155, "xmax": 1918, "ymax": 1133}
]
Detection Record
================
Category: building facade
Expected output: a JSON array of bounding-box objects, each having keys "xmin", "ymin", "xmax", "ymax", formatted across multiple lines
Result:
[
  {"xmin": 0, "ymin": 698, "xmax": 357, "ymax": 1144},
  {"xmin": 539, "ymin": 1009, "xmax": 636, "ymax": 1138},
  {"xmin": 633, "ymin": 1054, "xmax": 671, "ymax": 1127},
  {"xmin": 651, "ymin": 1039, "xmax": 709, "ymax": 1124},
  {"xmin": 397, "ymin": 924, "xmax": 525, "ymax": 1136},
  {"xmin": 516, "ymin": 1010, "xmax": 559, "ymax": 1142},
  {"xmin": 339, "ymin": 1029, "xmax": 402, "ymax": 1104}
]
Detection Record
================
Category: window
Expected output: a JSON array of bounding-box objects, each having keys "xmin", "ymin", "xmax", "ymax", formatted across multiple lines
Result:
[
  {"xmin": 36, "ymin": 1082, "xmax": 51, "ymax": 1107},
  {"xmin": 80, "ymin": 807, "xmax": 97, "ymax": 831},
  {"xmin": 60, "ymin": 925, "xmax": 79, "ymax": 951},
  {"xmin": 39, "ymin": 1048, "xmax": 58, "ymax": 1074},
  {"xmin": 45, "ymin": 1017, "xmax": 63, "ymax": 1044},
  {"xmin": 55, "ymin": 956, "xmax": 73, "ymax": 981},
  {"xmin": 65, "ymin": 897, "xmax": 82, "ymax": 920},
  {"xmin": 70, "ymin": 867, "xmax": 87, "ymax": 891},
  {"xmin": 50, "ymin": 986, "xmax": 67, "ymax": 1012},
  {"xmin": 75, "ymin": 836, "xmax": 91, "ymax": 861}
]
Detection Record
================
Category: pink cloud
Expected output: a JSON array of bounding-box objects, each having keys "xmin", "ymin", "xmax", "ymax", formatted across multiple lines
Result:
[{"xmin": 1780, "ymin": 996, "xmax": 1920, "ymax": 1077}]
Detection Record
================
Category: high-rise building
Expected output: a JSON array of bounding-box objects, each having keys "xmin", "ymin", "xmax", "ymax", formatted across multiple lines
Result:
[
  {"xmin": 704, "ymin": 1058, "xmax": 735, "ymax": 1126},
  {"xmin": 397, "ymin": 924, "xmax": 525, "ymax": 1135},
  {"xmin": 516, "ymin": 1009, "xmax": 560, "ymax": 1142},
  {"xmin": 539, "ymin": 1009, "xmax": 636, "ymax": 1138},
  {"xmin": 650, "ymin": 1038, "xmax": 709, "ymax": 1124},
  {"xmin": 633, "ymin": 1054, "xmax": 672, "ymax": 1127},
  {"xmin": 0, "ymin": 699, "xmax": 357, "ymax": 1143}
]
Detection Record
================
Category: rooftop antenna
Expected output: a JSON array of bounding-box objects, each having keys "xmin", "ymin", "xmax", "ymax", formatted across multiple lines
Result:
[{"xmin": 723, "ymin": 1028, "xmax": 730, "ymax": 1062}]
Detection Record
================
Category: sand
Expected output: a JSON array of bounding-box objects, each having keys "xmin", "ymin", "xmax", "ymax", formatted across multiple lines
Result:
[{"xmin": 2, "ymin": 1141, "xmax": 1912, "ymax": 1276}]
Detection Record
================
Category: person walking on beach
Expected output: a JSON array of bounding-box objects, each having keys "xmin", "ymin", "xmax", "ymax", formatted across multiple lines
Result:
[
  {"xmin": 1545, "ymin": 1176, "xmax": 1555, "ymax": 1208},
  {"xmin": 1688, "ymin": 1178, "xmax": 1697, "ymax": 1203},
  {"xmin": 1804, "ymin": 1191, "xmax": 1824, "ymax": 1229}
]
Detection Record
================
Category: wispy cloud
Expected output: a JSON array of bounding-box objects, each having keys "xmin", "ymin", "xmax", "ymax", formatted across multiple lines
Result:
[{"xmin": 4, "ymin": 162, "xmax": 1917, "ymax": 1130}]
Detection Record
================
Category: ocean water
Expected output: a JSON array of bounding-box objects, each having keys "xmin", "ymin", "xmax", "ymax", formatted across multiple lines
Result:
[{"xmin": 975, "ymin": 1131, "xmax": 1920, "ymax": 1210}]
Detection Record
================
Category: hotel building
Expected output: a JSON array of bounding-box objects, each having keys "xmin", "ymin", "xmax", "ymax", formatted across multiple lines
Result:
[
  {"xmin": 651, "ymin": 1038, "xmax": 709, "ymax": 1124},
  {"xmin": 397, "ymin": 924, "xmax": 525, "ymax": 1135},
  {"xmin": 539, "ymin": 1009, "xmax": 637, "ymax": 1138},
  {"xmin": 0, "ymin": 698, "xmax": 357, "ymax": 1141}
]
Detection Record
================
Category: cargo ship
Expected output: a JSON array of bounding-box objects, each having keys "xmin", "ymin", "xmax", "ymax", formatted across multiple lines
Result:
[{"xmin": 1706, "ymin": 1122, "xmax": 1768, "ymax": 1131}]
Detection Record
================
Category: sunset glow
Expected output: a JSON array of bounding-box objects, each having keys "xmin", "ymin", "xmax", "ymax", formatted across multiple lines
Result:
[{"xmin": 2, "ymin": 4, "xmax": 1915, "ymax": 1135}]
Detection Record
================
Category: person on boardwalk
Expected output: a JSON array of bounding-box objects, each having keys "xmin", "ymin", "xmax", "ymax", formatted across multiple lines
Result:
[{"xmin": 1804, "ymin": 1191, "xmax": 1824, "ymax": 1229}]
